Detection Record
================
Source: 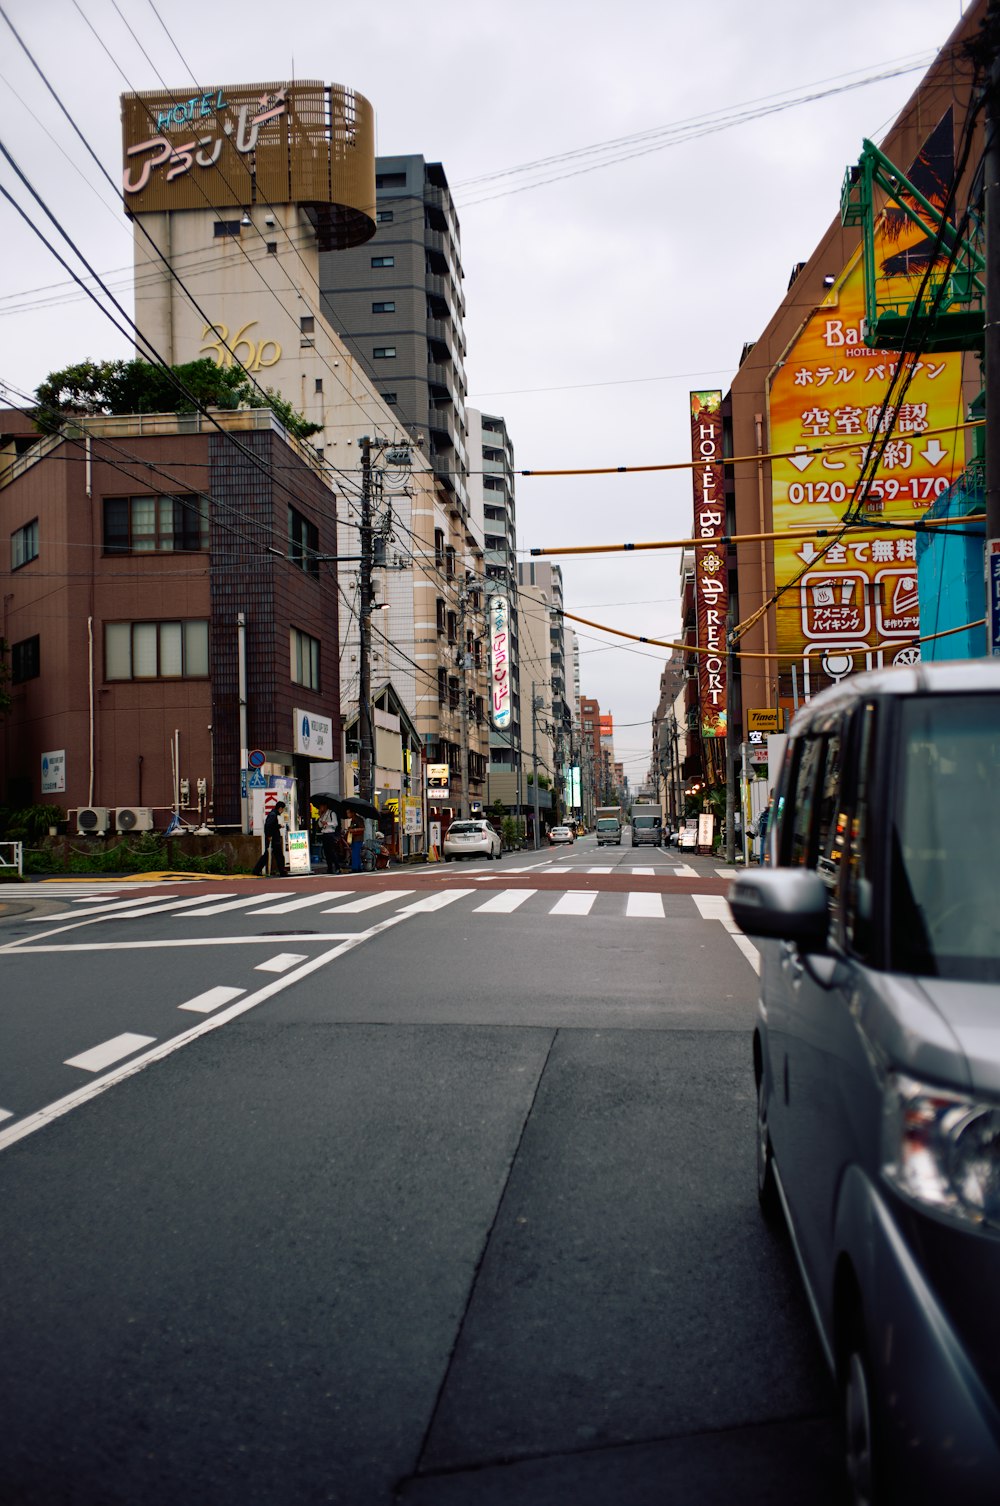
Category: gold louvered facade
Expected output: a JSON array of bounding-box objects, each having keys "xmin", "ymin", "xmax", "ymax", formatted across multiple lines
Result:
[{"xmin": 120, "ymin": 80, "xmax": 375, "ymax": 248}]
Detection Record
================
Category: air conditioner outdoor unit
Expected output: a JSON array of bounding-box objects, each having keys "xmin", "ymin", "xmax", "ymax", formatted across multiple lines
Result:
[
  {"xmin": 116, "ymin": 806, "xmax": 154, "ymax": 833},
  {"xmin": 77, "ymin": 807, "xmax": 110, "ymax": 836}
]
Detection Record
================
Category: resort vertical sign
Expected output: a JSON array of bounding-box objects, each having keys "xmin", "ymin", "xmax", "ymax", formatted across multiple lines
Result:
[
  {"xmin": 690, "ymin": 390, "xmax": 727, "ymax": 738},
  {"xmin": 489, "ymin": 593, "xmax": 512, "ymax": 731}
]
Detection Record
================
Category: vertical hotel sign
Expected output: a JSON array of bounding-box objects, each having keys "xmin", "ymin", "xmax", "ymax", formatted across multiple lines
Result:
[
  {"xmin": 690, "ymin": 390, "xmax": 727, "ymax": 737},
  {"xmin": 489, "ymin": 594, "xmax": 512, "ymax": 730}
]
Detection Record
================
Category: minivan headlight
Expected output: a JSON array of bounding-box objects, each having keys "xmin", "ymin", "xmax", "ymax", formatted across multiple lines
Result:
[{"xmin": 882, "ymin": 1073, "xmax": 1000, "ymax": 1228}]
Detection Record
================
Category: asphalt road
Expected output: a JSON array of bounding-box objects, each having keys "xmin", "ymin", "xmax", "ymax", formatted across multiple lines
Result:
[{"xmin": 0, "ymin": 840, "xmax": 844, "ymax": 1504}]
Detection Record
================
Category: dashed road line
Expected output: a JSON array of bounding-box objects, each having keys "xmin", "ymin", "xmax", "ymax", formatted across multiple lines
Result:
[
  {"xmin": 64, "ymin": 1033, "xmax": 157, "ymax": 1073},
  {"xmin": 255, "ymin": 953, "xmax": 308, "ymax": 973},
  {"xmin": 178, "ymin": 984, "xmax": 247, "ymax": 1014}
]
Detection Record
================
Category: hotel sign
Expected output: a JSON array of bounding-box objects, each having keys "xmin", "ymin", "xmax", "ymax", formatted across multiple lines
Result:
[
  {"xmin": 489, "ymin": 593, "xmax": 512, "ymax": 730},
  {"xmin": 120, "ymin": 80, "xmax": 376, "ymax": 247},
  {"xmin": 690, "ymin": 390, "xmax": 728, "ymax": 738}
]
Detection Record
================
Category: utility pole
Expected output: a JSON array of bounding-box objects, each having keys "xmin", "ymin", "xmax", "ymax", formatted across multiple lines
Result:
[
  {"xmin": 724, "ymin": 619, "xmax": 737, "ymax": 863},
  {"xmin": 358, "ymin": 435, "xmax": 374, "ymax": 804},
  {"xmin": 531, "ymin": 681, "xmax": 542, "ymax": 849},
  {"xmin": 457, "ymin": 575, "xmax": 473, "ymax": 819}
]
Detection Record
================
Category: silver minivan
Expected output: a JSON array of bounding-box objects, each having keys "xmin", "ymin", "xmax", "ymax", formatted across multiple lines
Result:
[{"xmin": 728, "ymin": 660, "xmax": 1000, "ymax": 1504}]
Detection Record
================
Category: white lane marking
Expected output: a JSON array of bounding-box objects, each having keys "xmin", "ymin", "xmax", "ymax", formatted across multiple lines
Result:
[
  {"xmin": 587, "ymin": 867, "xmax": 613, "ymax": 874},
  {"xmin": 255, "ymin": 953, "xmax": 308, "ymax": 973},
  {"xmin": 247, "ymin": 891, "xmax": 353, "ymax": 915},
  {"xmin": 672, "ymin": 864, "xmax": 698, "ymax": 878},
  {"xmin": 178, "ymin": 892, "xmax": 296, "ymax": 917},
  {"xmin": 65, "ymin": 1032, "xmax": 156, "ymax": 1073},
  {"xmin": 715, "ymin": 867, "xmax": 740, "ymax": 877},
  {"xmin": 549, "ymin": 892, "xmax": 597, "ymax": 916},
  {"xmin": 474, "ymin": 888, "xmax": 536, "ymax": 914},
  {"xmin": 323, "ymin": 889, "xmax": 413, "ymax": 914},
  {"xmin": 0, "ymin": 908, "xmax": 418, "ymax": 1155},
  {"xmin": 26, "ymin": 893, "xmax": 176, "ymax": 923},
  {"xmin": 626, "ymin": 892, "xmax": 665, "ymax": 918},
  {"xmin": 178, "ymin": 984, "xmax": 246, "ymax": 1014},
  {"xmin": 399, "ymin": 889, "xmax": 475, "ymax": 913},
  {"xmin": 693, "ymin": 893, "xmax": 760, "ymax": 974},
  {"xmin": 629, "ymin": 867, "xmax": 656, "ymax": 876},
  {"xmin": 0, "ymin": 1109, "xmax": 13, "ymax": 1123}
]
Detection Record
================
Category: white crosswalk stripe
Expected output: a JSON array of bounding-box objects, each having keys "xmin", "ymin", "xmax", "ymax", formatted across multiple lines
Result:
[
  {"xmin": 549, "ymin": 892, "xmax": 597, "ymax": 916},
  {"xmin": 322, "ymin": 889, "xmax": 414, "ymax": 914},
  {"xmin": 248, "ymin": 890, "xmax": 351, "ymax": 915},
  {"xmin": 587, "ymin": 867, "xmax": 613, "ymax": 874},
  {"xmin": 626, "ymin": 892, "xmax": 665, "ymax": 918},
  {"xmin": 178, "ymin": 893, "xmax": 296, "ymax": 918},
  {"xmin": 473, "ymin": 889, "xmax": 536, "ymax": 913},
  {"xmin": 399, "ymin": 889, "xmax": 475, "ymax": 913}
]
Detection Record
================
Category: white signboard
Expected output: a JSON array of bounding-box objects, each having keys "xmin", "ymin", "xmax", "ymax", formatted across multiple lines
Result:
[
  {"xmin": 489, "ymin": 594, "xmax": 512, "ymax": 730},
  {"xmin": 41, "ymin": 749, "xmax": 66, "ymax": 794},
  {"xmin": 293, "ymin": 707, "xmax": 334, "ymax": 759},
  {"xmin": 404, "ymin": 800, "xmax": 423, "ymax": 835},
  {"xmin": 287, "ymin": 829, "xmax": 311, "ymax": 874}
]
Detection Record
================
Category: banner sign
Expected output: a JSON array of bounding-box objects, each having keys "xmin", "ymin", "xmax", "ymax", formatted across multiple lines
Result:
[
  {"xmin": 690, "ymin": 390, "xmax": 728, "ymax": 738},
  {"xmin": 767, "ymin": 112, "xmax": 965, "ymax": 692},
  {"xmin": 489, "ymin": 593, "xmax": 512, "ymax": 730}
]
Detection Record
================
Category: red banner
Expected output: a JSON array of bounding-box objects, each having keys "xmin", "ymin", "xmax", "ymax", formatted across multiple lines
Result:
[{"xmin": 690, "ymin": 390, "xmax": 727, "ymax": 738}]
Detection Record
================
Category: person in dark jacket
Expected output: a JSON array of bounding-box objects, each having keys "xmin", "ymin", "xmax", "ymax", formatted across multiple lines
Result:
[{"xmin": 253, "ymin": 800, "xmax": 287, "ymax": 877}]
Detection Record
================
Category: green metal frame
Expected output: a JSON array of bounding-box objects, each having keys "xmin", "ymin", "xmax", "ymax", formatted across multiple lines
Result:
[{"xmin": 840, "ymin": 138, "xmax": 984, "ymax": 351}]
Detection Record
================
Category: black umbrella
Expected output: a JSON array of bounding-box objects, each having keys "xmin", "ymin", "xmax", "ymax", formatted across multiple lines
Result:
[
  {"xmin": 310, "ymin": 793, "xmax": 347, "ymax": 813},
  {"xmin": 341, "ymin": 797, "xmax": 380, "ymax": 821}
]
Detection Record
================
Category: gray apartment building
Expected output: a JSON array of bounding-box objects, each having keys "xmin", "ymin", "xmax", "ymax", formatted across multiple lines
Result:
[
  {"xmin": 317, "ymin": 155, "xmax": 470, "ymax": 518},
  {"xmin": 468, "ymin": 409, "xmax": 521, "ymax": 781}
]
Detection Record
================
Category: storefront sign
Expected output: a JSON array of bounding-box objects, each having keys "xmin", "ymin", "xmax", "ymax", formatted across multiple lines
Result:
[
  {"xmin": 427, "ymin": 763, "xmax": 450, "ymax": 799},
  {"xmin": 747, "ymin": 708, "xmax": 781, "ymax": 732},
  {"xmin": 690, "ymin": 390, "xmax": 728, "ymax": 738},
  {"xmin": 41, "ymin": 749, "xmax": 65, "ymax": 794},
  {"xmin": 293, "ymin": 708, "xmax": 334, "ymax": 759},
  {"xmin": 489, "ymin": 594, "xmax": 512, "ymax": 730}
]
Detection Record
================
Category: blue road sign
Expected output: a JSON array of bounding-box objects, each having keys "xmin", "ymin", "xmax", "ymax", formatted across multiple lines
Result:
[{"xmin": 248, "ymin": 769, "xmax": 267, "ymax": 790}]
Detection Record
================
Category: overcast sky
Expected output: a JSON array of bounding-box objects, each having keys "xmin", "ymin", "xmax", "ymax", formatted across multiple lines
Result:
[{"xmin": 0, "ymin": 0, "xmax": 972, "ymax": 782}]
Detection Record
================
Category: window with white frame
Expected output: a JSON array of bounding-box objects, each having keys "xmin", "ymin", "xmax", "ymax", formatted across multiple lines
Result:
[
  {"xmin": 290, "ymin": 627, "xmax": 320, "ymax": 689},
  {"xmin": 11, "ymin": 519, "xmax": 38, "ymax": 570},
  {"xmin": 105, "ymin": 621, "xmax": 209, "ymax": 680}
]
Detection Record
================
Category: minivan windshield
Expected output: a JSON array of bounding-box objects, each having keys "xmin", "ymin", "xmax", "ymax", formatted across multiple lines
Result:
[{"xmin": 891, "ymin": 694, "xmax": 1000, "ymax": 982}]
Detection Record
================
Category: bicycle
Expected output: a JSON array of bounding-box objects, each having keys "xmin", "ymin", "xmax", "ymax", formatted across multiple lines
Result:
[{"xmin": 361, "ymin": 832, "xmax": 388, "ymax": 871}]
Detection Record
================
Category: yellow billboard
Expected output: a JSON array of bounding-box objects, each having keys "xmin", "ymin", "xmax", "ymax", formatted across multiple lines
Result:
[{"xmin": 767, "ymin": 122, "xmax": 967, "ymax": 691}]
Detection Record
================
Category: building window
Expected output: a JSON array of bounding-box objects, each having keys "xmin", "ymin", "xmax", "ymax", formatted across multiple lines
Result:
[
  {"xmin": 376, "ymin": 172, "xmax": 406, "ymax": 189},
  {"xmin": 436, "ymin": 598, "xmax": 446, "ymax": 635},
  {"xmin": 371, "ymin": 255, "xmax": 395, "ymax": 268},
  {"xmin": 266, "ymin": 241, "xmax": 277, "ymax": 254},
  {"xmin": 315, "ymin": 378, "xmax": 323, "ymax": 394},
  {"xmin": 105, "ymin": 621, "xmax": 208, "ymax": 681},
  {"xmin": 376, "ymin": 210, "xmax": 394, "ymax": 223},
  {"xmin": 11, "ymin": 634, "xmax": 40, "ymax": 683},
  {"xmin": 372, "ymin": 301, "xmax": 395, "ymax": 313},
  {"xmin": 11, "ymin": 519, "xmax": 38, "ymax": 570},
  {"xmin": 300, "ymin": 315, "xmax": 315, "ymax": 334},
  {"xmin": 104, "ymin": 495, "xmax": 208, "ymax": 555},
  {"xmin": 437, "ymin": 666, "xmax": 447, "ymax": 705},
  {"xmin": 447, "ymin": 610, "xmax": 457, "ymax": 644},
  {"xmin": 380, "ymin": 392, "xmax": 397, "ymax": 405},
  {"xmin": 434, "ymin": 528, "xmax": 445, "ymax": 568},
  {"xmin": 213, "ymin": 220, "xmax": 241, "ymax": 237},
  {"xmin": 448, "ymin": 676, "xmax": 460, "ymax": 711},
  {"xmin": 290, "ymin": 627, "xmax": 320, "ymax": 690},
  {"xmin": 288, "ymin": 505, "xmax": 319, "ymax": 578},
  {"xmin": 445, "ymin": 546, "xmax": 456, "ymax": 578},
  {"xmin": 373, "ymin": 347, "xmax": 396, "ymax": 359}
]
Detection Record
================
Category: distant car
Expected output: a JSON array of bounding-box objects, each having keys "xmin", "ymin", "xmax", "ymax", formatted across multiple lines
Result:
[
  {"xmin": 728, "ymin": 660, "xmax": 1000, "ymax": 1501},
  {"xmin": 443, "ymin": 819, "xmax": 501, "ymax": 861},
  {"xmin": 547, "ymin": 825, "xmax": 575, "ymax": 845}
]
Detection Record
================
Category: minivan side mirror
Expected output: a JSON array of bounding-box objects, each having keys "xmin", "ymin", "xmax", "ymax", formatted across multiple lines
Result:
[{"xmin": 727, "ymin": 870, "xmax": 830, "ymax": 952}]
